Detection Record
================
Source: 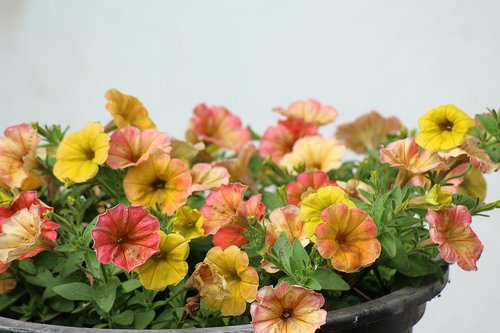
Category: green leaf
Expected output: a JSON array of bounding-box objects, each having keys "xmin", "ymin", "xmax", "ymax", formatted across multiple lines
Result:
[
  {"xmin": 379, "ymin": 231, "xmax": 397, "ymax": 257},
  {"xmin": 134, "ymin": 309, "xmax": 156, "ymax": 329},
  {"xmin": 112, "ymin": 310, "xmax": 135, "ymax": 326},
  {"xmin": 303, "ymin": 278, "xmax": 322, "ymax": 290},
  {"xmin": 262, "ymin": 191, "xmax": 282, "ymax": 210},
  {"xmin": 476, "ymin": 113, "xmax": 498, "ymax": 137},
  {"xmin": 271, "ymin": 232, "xmax": 293, "ymax": 274},
  {"xmin": 53, "ymin": 282, "xmax": 93, "ymax": 301},
  {"xmin": 83, "ymin": 215, "xmax": 99, "ymax": 246},
  {"xmin": 54, "ymin": 244, "xmax": 78, "ymax": 253},
  {"xmin": 18, "ymin": 259, "xmax": 37, "ymax": 275},
  {"xmin": 48, "ymin": 297, "xmax": 74, "ymax": 313},
  {"xmin": 310, "ymin": 268, "xmax": 350, "ymax": 291},
  {"xmin": 94, "ymin": 279, "xmax": 119, "ymax": 312},
  {"xmin": 291, "ymin": 240, "xmax": 310, "ymax": 268},
  {"xmin": 120, "ymin": 279, "xmax": 142, "ymax": 294}
]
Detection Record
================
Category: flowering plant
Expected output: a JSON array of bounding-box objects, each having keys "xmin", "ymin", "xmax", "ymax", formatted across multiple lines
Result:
[{"xmin": 0, "ymin": 91, "xmax": 498, "ymax": 332}]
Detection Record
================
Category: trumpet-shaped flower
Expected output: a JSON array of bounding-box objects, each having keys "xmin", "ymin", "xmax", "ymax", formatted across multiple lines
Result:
[
  {"xmin": 189, "ymin": 163, "xmax": 230, "ymax": 193},
  {"xmin": 259, "ymin": 119, "xmax": 318, "ymax": 163},
  {"xmin": 0, "ymin": 191, "xmax": 53, "ymax": 227},
  {"xmin": 280, "ymin": 136, "xmax": 345, "ymax": 173},
  {"xmin": 107, "ymin": 126, "xmax": 171, "ymax": 169},
  {"xmin": 105, "ymin": 89, "xmax": 157, "ymax": 130},
  {"xmin": 135, "ymin": 231, "xmax": 189, "ymax": 290},
  {"xmin": 0, "ymin": 123, "xmax": 42, "ymax": 189},
  {"xmin": 336, "ymin": 111, "xmax": 402, "ymax": 154},
  {"xmin": 426, "ymin": 205, "xmax": 483, "ymax": 271},
  {"xmin": 190, "ymin": 103, "xmax": 250, "ymax": 151},
  {"xmin": 216, "ymin": 143, "xmax": 258, "ymax": 191},
  {"xmin": 316, "ymin": 203, "xmax": 381, "ymax": 273},
  {"xmin": 416, "ymin": 104, "xmax": 475, "ymax": 151},
  {"xmin": 203, "ymin": 246, "xmax": 259, "ymax": 316},
  {"xmin": 286, "ymin": 171, "xmax": 334, "ymax": 205},
  {"xmin": 264, "ymin": 205, "xmax": 309, "ymax": 252},
  {"xmin": 0, "ymin": 206, "xmax": 59, "ymax": 263},
  {"xmin": 171, "ymin": 206, "xmax": 204, "ymax": 240},
  {"xmin": 92, "ymin": 204, "xmax": 160, "ymax": 272},
  {"xmin": 123, "ymin": 151, "xmax": 192, "ymax": 215},
  {"xmin": 299, "ymin": 186, "xmax": 355, "ymax": 239},
  {"xmin": 273, "ymin": 99, "xmax": 337, "ymax": 126},
  {"xmin": 250, "ymin": 281, "xmax": 327, "ymax": 333},
  {"xmin": 53, "ymin": 122, "xmax": 110, "ymax": 183}
]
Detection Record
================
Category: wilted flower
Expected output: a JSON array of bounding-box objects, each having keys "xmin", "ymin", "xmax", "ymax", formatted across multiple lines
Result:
[
  {"xmin": 336, "ymin": 111, "xmax": 401, "ymax": 154},
  {"xmin": 286, "ymin": 171, "xmax": 334, "ymax": 205},
  {"xmin": 264, "ymin": 205, "xmax": 309, "ymax": 252},
  {"xmin": 0, "ymin": 271, "xmax": 16, "ymax": 295},
  {"xmin": 123, "ymin": 151, "xmax": 192, "ymax": 215},
  {"xmin": 92, "ymin": 204, "xmax": 160, "ymax": 272},
  {"xmin": 105, "ymin": 89, "xmax": 157, "ymax": 130},
  {"xmin": 189, "ymin": 261, "xmax": 231, "ymax": 306},
  {"xmin": 189, "ymin": 163, "xmax": 230, "ymax": 193},
  {"xmin": 0, "ymin": 123, "xmax": 42, "ymax": 189},
  {"xmin": 316, "ymin": 203, "xmax": 381, "ymax": 273},
  {"xmin": 189, "ymin": 103, "xmax": 250, "ymax": 151},
  {"xmin": 416, "ymin": 104, "xmax": 475, "ymax": 151},
  {"xmin": 280, "ymin": 136, "xmax": 345, "ymax": 173},
  {"xmin": 438, "ymin": 136, "xmax": 498, "ymax": 174},
  {"xmin": 336, "ymin": 179, "xmax": 374, "ymax": 204},
  {"xmin": 250, "ymin": 281, "xmax": 327, "ymax": 333},
  {"xmin": 409, "ymin": 185, "xmax": 452, "ymax": 210},
  {"xmin": 259, "ymin": 119, "xmax": 318, "ymax": 163},
  {"xmin": 426, "ymin": 205, "xmax": 483, "ymax": 271},
  {"xmin": 53, "ymin": 122, "xmax": 110, "ymax": 183},
  {"xmin": 216, "ymin": 143, "xmax": 258, "ymax": 191},
  {"xmin": 171, "ymin": 206, "xmax": 204, "ymax": 241},
  {"xmin": 169, "ymin": 138, "xmax": 205, "ymax": 163},
  {"xmin": 273, "ymin": 99, "xmax": 337, "ymax": 126},
  {"xmin": 135, "ymin": 231, "xmax": 189, "ymax": 290},
  {"xmin": 107, "ymin": 126, "xmax": 171, "ymax": 169}
]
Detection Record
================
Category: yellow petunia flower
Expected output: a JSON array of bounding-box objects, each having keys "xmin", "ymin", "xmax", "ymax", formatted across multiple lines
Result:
[
  {"xmin": 135, "ymin": 231, "xmax": 189, "ymax": 291},
  {"xmin": 53, "ymin": 122, "xmax": 110, "ymax": 184},
  {"xmin": 171, "ymin": 206, "xmax": 204, "ymax": 241},
  {"xmin": 416, "ymin": 105, "xmax": 475, "ymax": 151},
  {"xmin": 105, "ymin": 89, "xmax": 157, "ymax": 130}
]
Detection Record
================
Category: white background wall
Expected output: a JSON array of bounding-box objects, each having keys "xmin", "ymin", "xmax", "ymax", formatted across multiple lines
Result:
[{"xmin": 1, "ymin": 1, "xmax": 499, "ymax": 332}]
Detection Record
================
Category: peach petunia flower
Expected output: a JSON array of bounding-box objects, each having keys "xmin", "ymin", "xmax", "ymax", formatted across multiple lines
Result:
[
  {"xmin": 169, "ymin": 138, "xmax": 205, "ymax": 163},
  {"xmin": 171, "ymin": 206, "xmax": 204, "ymax": 241},
  {"xmin": 0, "ymin": 271, "xmax": 16, "ymax": 295},
  {"xmin": 259, "ymin": 119, "xmax": 318, "ymax": 163},
  {"xmin": 53, "ymin": 122, "xmax": 110, "ymax": 183},
  {"xmin": 135, "ymin": 231, "xmax": 189, "ymax": 290},
  {"xmin": 426, "ymin": 205, "xmax": 483, "ymax": 271},
  {"xmin": 336, "ymin": 179, "xmax": 374, "ymax": 204},
  {"xmin": 216, "ymin": 143, "xmax": 258, "ymax": 191},
  {"xmin": 107, "ymin": 126, "xmax": 171, "ymax": 169},
  {"xmin": 336, "ymin": 111, "xmax": 402, "ymax": 154},
  {"xmin": 299, "ymin": 185, "xmax": 355, "ymax": 239},
  {"xmin": 273, "ymin": 99, "xmax": 338, "ymax": 126},
  {"xmin": 280, "ymin": 136, "xmax": 345, "ymax": 173},
  {"xmin": 105, "ymin": 89, "xmax": 157, "ymax": 130},
  {"xmin": 264, "ymin": 205, "xmax": 309, "ymax": 252},
  {"xmin": 203, "ymin": 246, "xmax": 259, "ymax": 316},
  {"xmin": 316, "ymin": 203, "xmax": 381, "ymax": 273},
  {"xmin": 0, "ymin": 123, "xmax": 42, "ymax": 189},
  {"xmin": 123, "ymin": 151, "xmax": 192, "ymax": 215},
  {"xmin": 250, "ymin": 281, "xmax": 327, "ymax": 333},
  {"xmin": 286, "ymin": 171, "xmax": 335, "ymax": 205},
  {"xmin": 190, "ymin": 163, "xmax": 230, "ymax": 193},
  {"xmin": 91, "ymin": 204, "xmax": 160, "ymax": 272},
  {"xmin": 0, "ymin": 191, "xmax": 53, "ymax": 225},
  {"xmin": 0, "ymin": 206, "xmax": 59, "ymax": 263},
  {"xmin": 189, "ymin": 103, "xmax": 250, "ymax": 151},
  {"xmin": 438, "ymin": 136, "xmax": 498, "ymax": 174}
]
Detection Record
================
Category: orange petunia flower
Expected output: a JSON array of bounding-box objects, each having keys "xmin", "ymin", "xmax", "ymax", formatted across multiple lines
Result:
[
  {"xmin": 316, "ymin": 203, "xmax": 381, "ymax": 273},
  {"xmin": 107, "ymin": 126, "xmax": 171, "ymax": 169},
  {"xmin": 273, "ymin": 99, "xmax": 338, "ymax": 126},
  {"xmin": 105, "ymin": 89, "xmax": 157, "ymax": 130},
  {"xmin": 189, "ymin": 103, "xmax": 250, "ymax": 151},
  {"xmin": 286, "ymin": 171, "xmax": 335, "ymax": 205},
  {"xmin": 250, "ymin": 281, "xmax": 327, "ymax": 333},
  {"xmin": 216, "ymin": 143, "xmax": 258, "ymax": 191},
  {"xmin": 264, "ymin": 205, "xmax": 309, "ymax": 253},
  {"xmin": 336, "ymin": 111, "xmax": 401, "ymax": 154},
  {"xmin": 189, "ymin": 163, "xmax": 230, "ymax": 194},
  {"xmin": 259, "ymin": 119, "xmax": 318, "ymax": 163},
  {"xmin": 92, "ymin": 204, "xmax": 161, "ymax": 272},
  {"xmin": 123, "ymin": 151, "xmax": 192, "ymax": 215},
  {"xmin": 426, "ymin": 205, "xmax": 483, "ymax": 271}
]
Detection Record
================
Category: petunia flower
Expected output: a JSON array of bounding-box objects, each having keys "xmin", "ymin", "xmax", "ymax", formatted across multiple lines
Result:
[
  {"xmin": 336, "ymin": 179, "xmax": 374, "ymax": 204},
  {"xmin": 216, "ymin": 143, "xmax": 258, "ymax": 191},
  {"xmin": 123, "ymin": 151, "xmax": 192, "ymax": 215},
  {"xmin": 286, "ymin": 171, "xmax": 335, "ymax": 205},
  {"xmin": 316, "ymin": 203, "xmax": 381, "ymax": 273},
  {"xmin": 189, "ymin": 103, "xmax": 250, "ymax": 151},
  {"xmin": 202, "ymin": 246, "xmax": 259, "ymax": 316},
  {"xmin": 259, "ymin": 119, "xmax": 318, "ymax": 163},
  {"xmin": 91, "ymin": 204, "xmax": 160, "ymax": 272},
  {"xmin": 0, "ymin": 191, "xmax": 53, "ymax": 225},
  {"xmin": 0, "ymin": 205, "xmax": 59, "ymax": 263},
  {"xmin": 188, "ymin": 261, "xmax": 231, "ymax": 306},
  {"xmin": 438, "ymin": 136, "xmax": 498, "ymax": 174},
  {"xmin": 0, "ymin": 271, "xmax": 16, "ymax": 295},
  {"xmin": 189, "ymin": 163, "xmax": 229, "ymax": 194},
  {"xmin": 299, "ymin": 185, "xmax": 355, "ymax": 239},
  {"xmin": 0, "ymin": 123, "xmax": 42, "ymax": 189},
  {"xmin": 426, "ymin": 205, "xmax": 483, "ymax": 271},
  {"xmin": 457, "ymin": 168, "xmax": 487, "ymax": 202},
  {"xmin": 264, "ymin": 205, "xmax": 309, "ymax": 252},
  {"xmin": 53, "ymin": 122, "xmax": 110, "ymax": 183},
  {"xmin": 105, "ymin": 88, "xmax": 157, "ymax": 130},
  {"xmin": 135, "ymin": 231, "xmax": 189, "ymax": 290},
  {"xmin": 416, "ymin": 104, "xmax": 475, "ymax": 151},
  {"xmin": 273, "ymin": 99, "xmax": 338, "ymax": 126},
  {"xmin": 250, "ymin": 281, "xmax": 327, "ymax": 333},
  {"xmin": 107, "ymin": 126, "xmax": 171, "ymax": 169},
  {"xmin": 280, "ymin": 136, "xmax": 346, "ymax": 173},
  {"xmin": 171, "ymin": 206, "xmax": 204, "ymax": 241}
]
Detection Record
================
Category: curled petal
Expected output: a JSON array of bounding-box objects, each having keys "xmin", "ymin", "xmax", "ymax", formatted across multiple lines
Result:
[
  {"xmin": 105, "ymin": 89, "xmax": 156, "ymax": 130},
  {"xmin": 190, "ymin": 163, "xmax": 230, "ymax": 193},
  {"xmin": 273, "ymin": 99, "xmax": 337, "ymax": 126}
]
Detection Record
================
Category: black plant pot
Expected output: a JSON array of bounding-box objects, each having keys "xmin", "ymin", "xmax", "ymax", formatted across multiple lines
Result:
[{"xmin": 0, "ymin": 268, "xmax": 448, "ymax": 333}]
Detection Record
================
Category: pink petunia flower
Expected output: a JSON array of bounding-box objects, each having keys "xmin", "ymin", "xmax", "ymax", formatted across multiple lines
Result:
[{"xmin": 273, "ymin": 99, "xmax": 338, "ymax": 126}]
